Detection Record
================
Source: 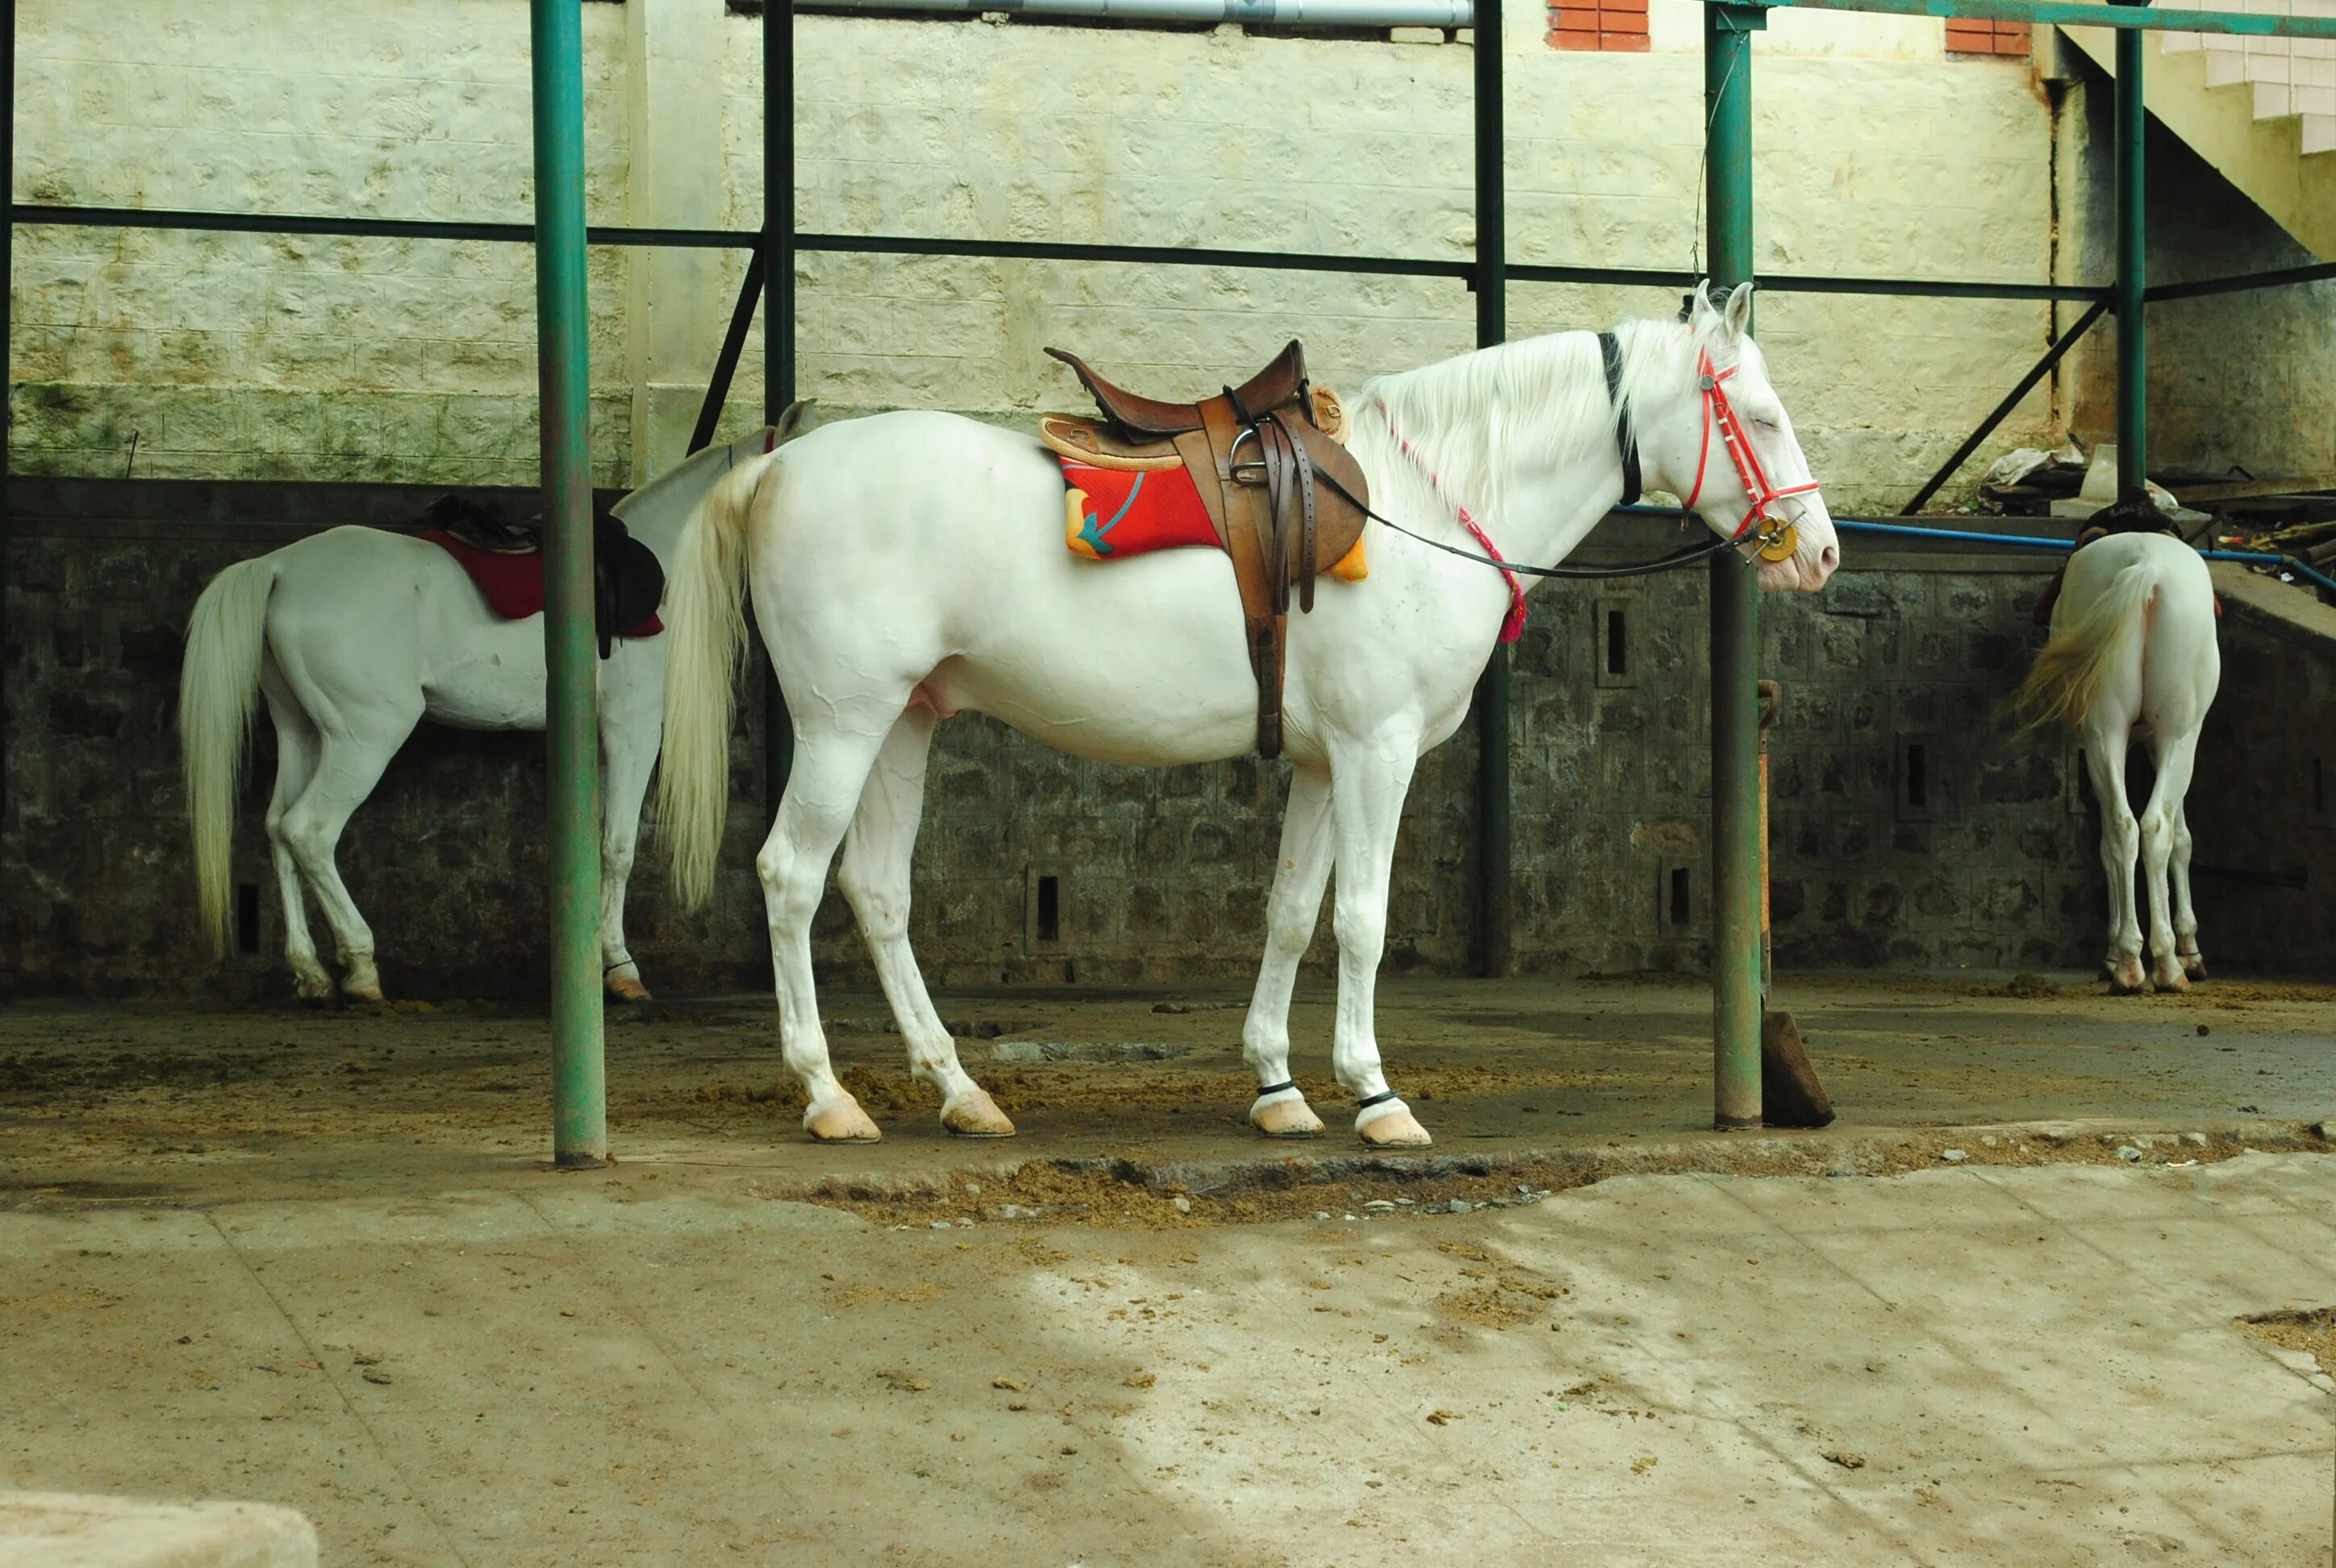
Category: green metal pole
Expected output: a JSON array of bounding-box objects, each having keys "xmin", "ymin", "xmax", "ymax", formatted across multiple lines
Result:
[
  {"xmin": 530, "ymin": 0, "xmax": 607, "ymax": 1167},
  {"xmin": 761, "ymin": 0, "xmax": 795, "ymax": 819},
  {"xmin": 1706, "ymin": 0, "xmax": 1765, "ymax": 1131},
  {"xmin": 1472, "ymin": 0, "xmax": 1511, "ymax": 979},
  {"xmin": 2113, "ymin": 2, "xmax": 2147, "ymax": 499}
]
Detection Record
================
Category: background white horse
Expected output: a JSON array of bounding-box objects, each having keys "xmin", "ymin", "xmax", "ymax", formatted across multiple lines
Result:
[
  {"xmin": 179, "ymin": 419, "xmax": 798, "ymax": 1004},
  {"xmin": 658, "ymin": 284, "xmax": 1838, "ymax": 1147},
  {"xmin": 2014, "ymin": 526, "xmax": 2221, "ymax": 993}
]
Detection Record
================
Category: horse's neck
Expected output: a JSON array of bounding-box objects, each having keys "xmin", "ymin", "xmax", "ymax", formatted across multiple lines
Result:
[
  {"xmin": 615, "ymin": 438, "xmax": 760, "ymax": 566},
  {"xmin": 1348, "ymin": 369, "xmax": 1626, "ymax": 588}
]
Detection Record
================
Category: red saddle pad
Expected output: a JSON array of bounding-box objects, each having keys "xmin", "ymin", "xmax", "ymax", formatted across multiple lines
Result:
[
  {"xmin": 1057, "ymin": 459, "xmax": 1220, "ymax": 561},
  {"xmin": 421, "ymin": 531, "xmax": 663, "ymax": 636}
]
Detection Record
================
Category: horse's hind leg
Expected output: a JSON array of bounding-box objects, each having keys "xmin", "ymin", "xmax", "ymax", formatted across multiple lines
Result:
[
  {"xmin": 1242, "ymin": 765, "xmax": 1333, "ymax": 1139},
  {"xmin": 2171, "ymin": 800, "xmax": 2206, "ymax": 980},
  {"xmin": 260, "ymin": 663, "xmax": 333, "ymax": 1002},
  {"xmin": 838, "ymin": 708, "xmax": 1012, "ymax": 1137},
  {"xmin": 2139, "ymin": 727, "xmax": 2201, "ymax": 992},
  {"xmin": 277, "ymin": 699, "xmax": 423, "ymax": 1003},
  {"xmin": 596, "ymin": 649, "xmax": 662, "ymax": 1003},
  {"xmin": 758, "ymin": 712, "xmax": 897, "ymax": 1143},
  {"xmin": 2079, "ymin": 727, "xmax": 2146, "ymax": 994}
]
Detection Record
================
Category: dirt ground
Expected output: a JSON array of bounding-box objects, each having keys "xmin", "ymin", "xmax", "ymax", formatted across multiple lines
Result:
[
  {"xmin": 2, "ymin": 970, "xmax": 2330, "ymax": 1216},
  {"xmin": 2, "ymin": 970, "xmax": 2334, "ymax": 1564},
  {"xmin": 4, "ymin": 962, "xmax": 2336, "ymax": 1205}
]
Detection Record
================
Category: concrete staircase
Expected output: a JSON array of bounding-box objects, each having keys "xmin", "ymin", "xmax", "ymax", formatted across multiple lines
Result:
[{"xmin": 2062, "ymin": 6, "xmax": 2336, "ymax": 261}]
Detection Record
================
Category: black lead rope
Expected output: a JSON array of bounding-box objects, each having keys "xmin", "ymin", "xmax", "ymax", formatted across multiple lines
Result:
[
  {"xmin": 1317, "ymin": 332, "xmax": 1749, "ymax": 584},
  {"xmin": 1311, "ymin": 462, "xmax": 1737, "ymax": 582}
]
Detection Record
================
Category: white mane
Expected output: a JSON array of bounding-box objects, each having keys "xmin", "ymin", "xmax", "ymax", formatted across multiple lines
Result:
[{"xmin": 1355, "ymin": 309, "xmax": 1736, "ymax": 523}]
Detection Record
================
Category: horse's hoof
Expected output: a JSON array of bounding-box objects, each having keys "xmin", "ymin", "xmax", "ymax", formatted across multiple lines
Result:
[
  {"xmin": 341, "ymin": 983, "xmax": 386, "ymax": 1005},
  {"xmin": 2152, "ymin": 966, "xmax": 2191, "ymax": 995},
  {"xmin": 804, "ymin": 1097, "xmax": 882, "ymax": 1143},
  {"xmin": 294, "ymin": 976, "xmax": 336, "ymax": 1007},
  {"xmin": 2180, "ymin": 952, "xmax": 2209, "ymax": 982},
  {"xmin": 605, "ymin": 972, "xmax": 653, "ymax": 1004},
  {"xmin": 941, "ymin": 1088, "xmax": 1016, "ymax": 1138},
  {"xmin": 2106, "ymin": 959, "xmax": 2148, "ymax": 995},
  {"xmin": 1357, "ymin": 1109, "xmax": 1433, "ymax": 1149},
  {"xmin": 1251, "ymin": 1097, "xmax": 1324, "ymax": 1139}
]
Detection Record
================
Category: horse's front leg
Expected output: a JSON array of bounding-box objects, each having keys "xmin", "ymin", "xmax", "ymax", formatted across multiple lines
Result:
[
  {"xmin": 838, "ymin": 708, "xmax": 1013, "ymax": 1136},
  {"xmin": 597, "ymin": 654, "xmax": 662, "ymax": 1003},
  {"xmin": 1325, "ymin": 736, "xmax": 1431, "ymax": 1148},
  {"xmin": 1242, "ymin": 765, "xmax": 1333, "ymax": 1138}
]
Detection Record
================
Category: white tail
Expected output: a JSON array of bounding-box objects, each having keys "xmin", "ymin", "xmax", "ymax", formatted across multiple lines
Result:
[
  {"xmin": 657, "ymin": 449, "xmax": 778, "ymax": 909},
  {"xmin": 2013, "ymin": 557, "xmax": 2159, "ymax": 734},
  {"xmin": 180, "ymin": 557, "xmax": 277, "ymax": 955}
]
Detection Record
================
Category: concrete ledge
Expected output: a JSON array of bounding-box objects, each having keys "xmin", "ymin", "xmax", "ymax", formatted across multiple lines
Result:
[{"xmin": 0, "ymin": 1494, "xmax": 317, "ymax": 1568}]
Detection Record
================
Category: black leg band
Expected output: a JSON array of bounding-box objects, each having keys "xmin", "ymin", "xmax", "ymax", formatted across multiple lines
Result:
[
  {"xmin": 1255, "ymin": 1080, "xmax": 1298, "ymax": 1098},
  {"xmin": 1356, "ymin": 1089, "xmax": 1400, "ymax": 1110}
]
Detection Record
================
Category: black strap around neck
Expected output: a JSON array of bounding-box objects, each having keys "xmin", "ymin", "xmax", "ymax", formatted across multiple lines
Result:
[{"xmin": 1599, "ymin": 330, "xmax": 1642, "ymax": 507}]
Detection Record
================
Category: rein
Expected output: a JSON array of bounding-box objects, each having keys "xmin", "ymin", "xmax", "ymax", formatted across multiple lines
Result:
[{"xmin": 1346, "ymin": 337, "xmax": 1812, "ymax": 640}]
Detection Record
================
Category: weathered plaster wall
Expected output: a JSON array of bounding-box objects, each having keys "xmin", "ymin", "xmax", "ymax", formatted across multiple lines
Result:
[{"xmin": 14, "ymin": 0, "xmax": 2063, "ymax": 512}]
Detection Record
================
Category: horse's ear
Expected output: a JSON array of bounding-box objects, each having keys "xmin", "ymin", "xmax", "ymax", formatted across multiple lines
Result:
[
  {"xmin": 1683, "ymin": 278, "xmax": 1712, "ymax": 327},
  {"xmin": 1723, "ymin": 281, "xmax": 1754, "ymax": 339}
]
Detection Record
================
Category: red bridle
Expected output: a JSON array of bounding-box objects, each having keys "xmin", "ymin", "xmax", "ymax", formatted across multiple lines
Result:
[{"xmin": 1680, "ymin": 348, "xmax": 1821, "ymax": 563}]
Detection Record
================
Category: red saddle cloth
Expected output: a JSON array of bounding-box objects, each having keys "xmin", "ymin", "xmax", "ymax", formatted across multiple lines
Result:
[
  {"xmin": 1054, "ymin": 456, "xmax": 1370, "ymax": 579},
  {"xmin": 1057, "ymin": 458, "xmax": 1219, "ymax": 561},
  {"xmin": 420, "ymin": 531, "xmax": 663, "ymax": 637}
]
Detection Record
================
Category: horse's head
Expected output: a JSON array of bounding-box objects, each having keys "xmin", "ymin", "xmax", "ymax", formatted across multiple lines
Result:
[{"xmin": 1633, "ymin": 281, "xmax": 1838, "ymax": 593}]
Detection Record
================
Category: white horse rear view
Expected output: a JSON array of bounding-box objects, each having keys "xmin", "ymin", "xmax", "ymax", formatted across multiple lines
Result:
[{"xmin": 2014, "ymin": 530, "xmax": 2221, "ymax": 992}]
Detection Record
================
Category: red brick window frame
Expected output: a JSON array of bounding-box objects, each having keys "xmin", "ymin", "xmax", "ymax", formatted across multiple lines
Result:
[
  {"xmin": 1550, "ymin": 0, "xmax": 1648, "ymax": 52},
  {"xmin": 1946, "ymin": 19, "xmax": 2030, "ymax": 54}
]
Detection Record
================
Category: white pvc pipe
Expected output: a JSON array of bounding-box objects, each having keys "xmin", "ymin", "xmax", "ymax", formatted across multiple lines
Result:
[{"xmin": 811, "ymin": 0, "xmax": 1473, "ymax": 26}]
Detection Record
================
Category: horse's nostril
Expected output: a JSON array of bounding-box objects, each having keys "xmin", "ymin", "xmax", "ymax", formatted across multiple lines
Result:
[{"xmin": 1818, "ymin": 545, "xmax": 1839, "ymax": 573}]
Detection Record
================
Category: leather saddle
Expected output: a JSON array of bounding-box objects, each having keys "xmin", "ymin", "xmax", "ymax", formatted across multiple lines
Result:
[
  {"xmin": 422, "ymin": 495, "xmax": 665, "ymax": 658},
  {"xmin": 1043, "ymin": 340, "xmax": 1370, "ymax": 757}
]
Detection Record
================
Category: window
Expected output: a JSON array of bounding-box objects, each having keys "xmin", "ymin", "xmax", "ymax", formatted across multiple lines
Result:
[
  {"xmin": 1549, "ymin": 0, "xmax": 1648, "ymax": 52},
  {"xmin": 1946, "ymin": 19, "xmax": 2030, "ymax": 56}
]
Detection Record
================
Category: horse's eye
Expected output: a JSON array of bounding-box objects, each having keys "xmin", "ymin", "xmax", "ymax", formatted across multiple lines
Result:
[{"xmin": 1751, "ymin": 416, "xmax": 1781, "ymax": 432}]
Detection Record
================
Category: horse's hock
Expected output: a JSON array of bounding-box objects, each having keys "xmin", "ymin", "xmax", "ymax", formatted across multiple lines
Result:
[{"xmin": 6, "ymin": 484, "xmax": 2336, "ymax": 999}]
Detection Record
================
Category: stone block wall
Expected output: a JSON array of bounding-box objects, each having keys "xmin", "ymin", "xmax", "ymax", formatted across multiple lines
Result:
[{"xmin": 25, "ymin": 487, "xmax": 2336, "ymax": 1001}]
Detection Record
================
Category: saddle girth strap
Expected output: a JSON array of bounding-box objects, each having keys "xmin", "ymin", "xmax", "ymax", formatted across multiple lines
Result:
[{"xmin": 1195, "ymin": 398, "xmax": 1290, "ymax": 758}]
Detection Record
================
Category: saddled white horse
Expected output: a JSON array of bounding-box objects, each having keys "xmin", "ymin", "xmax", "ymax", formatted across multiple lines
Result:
[
  {"xmin": 2014, "ymin": 522, "xmax": 2221, "ymax": 993},
  {"xmin": 179, "ymin": 417, "xmax": 800, "ymax": 1003},
  {"xmin": 658, "ymin": 283, "xmax": 1839, "ymax": 1146}
]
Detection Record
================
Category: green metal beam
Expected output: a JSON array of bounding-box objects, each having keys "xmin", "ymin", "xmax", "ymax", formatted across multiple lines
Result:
[
  {"xmin": 529, "ymin": 0, "xmax": 607, "ymax": 1169},
  {"xmin": 1473, "ymin": 0, "xmax": 1511, "ymax": 981},
  {"xmin": 1750, "ymin": 0, "xmax": 2336, "ymax": 35},
  {"xmin": 2113, "ymin": 1, "xmax": 2147, "ymax": 499},
  {"xmin": 1706, "ymin": 0, "xmax": 1764, "ymax": 1132}
]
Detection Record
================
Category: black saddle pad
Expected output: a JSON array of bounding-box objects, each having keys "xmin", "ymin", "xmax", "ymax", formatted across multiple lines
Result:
[{"xmin": 419, "ymin": 495, "xmax": 664, "ymax": 657}]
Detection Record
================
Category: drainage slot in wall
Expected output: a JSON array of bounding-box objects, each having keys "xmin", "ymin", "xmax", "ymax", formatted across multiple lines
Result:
[
  {"xmin": 1667, "ymin": 867, "xmax": 1692, "ymax": 928},
  {"xmin": 1606, "ymin": 609, "xmax": 1628, "ymax": 677},
  {"xmin": 1036, "ymin": 874, "xmax": 1061, "ymax": 945},
  {"xmin": 1905, "ymin": 743, "xmax": 1928, "ymax": 811}
]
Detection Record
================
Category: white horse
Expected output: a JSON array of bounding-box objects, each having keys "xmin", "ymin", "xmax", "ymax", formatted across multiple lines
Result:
[
  {"xmin": 2014, "ymin": 525, "xmax": 2221, "ymax": 993},
  {"xmin": 657, "ymin": 283, "xmax": 1839, "ymax": 1146},
  {"xmin": 179, "ymin": 419, "xmax": 800, "ymax": 1003}
]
